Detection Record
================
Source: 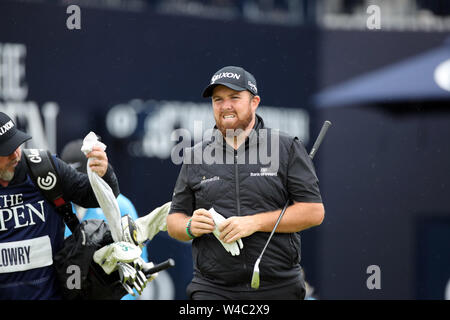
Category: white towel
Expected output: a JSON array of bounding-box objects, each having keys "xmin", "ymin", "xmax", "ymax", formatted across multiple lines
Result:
[{"xmin": 81, "ymin": 132, "xmax": 123, "ymax": 242}]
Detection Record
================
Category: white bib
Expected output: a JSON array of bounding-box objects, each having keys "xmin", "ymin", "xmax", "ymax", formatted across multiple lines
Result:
[{"xmin": 0, "ymin": 236, "xmax": 53, "ymax": 273}]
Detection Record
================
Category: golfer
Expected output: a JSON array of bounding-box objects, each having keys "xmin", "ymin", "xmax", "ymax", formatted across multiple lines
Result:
[{"xmin": 167, "ymin": 66, "xmax": 324, "ymax": 300}]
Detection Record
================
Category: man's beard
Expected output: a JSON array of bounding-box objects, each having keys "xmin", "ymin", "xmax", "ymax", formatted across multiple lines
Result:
[
  {"xmin": 216, "ymin": 110, "xmax": 254, "ymax": 138},
  {"xmin": 0, "ymin": 168, "xmax": 15, "ymax": 182}
]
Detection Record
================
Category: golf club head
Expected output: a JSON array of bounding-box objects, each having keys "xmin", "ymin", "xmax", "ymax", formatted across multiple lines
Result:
[
  {"xmin": 250, "ymin": 259, "xmax": 261, "ymax": 289},
  {"xmin": 118, "ymin": 263, "xmax": 135, "ymax": 296},
  {"xmin": 122, "ymin": 214, "xmax": 139, "ymax": 246}
]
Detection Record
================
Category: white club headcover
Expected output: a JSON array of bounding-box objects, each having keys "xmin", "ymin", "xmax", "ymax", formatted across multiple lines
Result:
[
  {"xmin": 81, "ymin": 132, "xmax": 123, "ymax": 243},
  {"xmin": 135, "ymin": 201, "xmax": 172, "ymax": 243},
  {"xmin": 209, "ymin": 208, "xmax": 244, "ymax": 256},
  {"xmin": 93, "ymin": 241, "xmax": 143, "ymax": 275},
  {"xmin": 121, "ymin": 201, "xmax": 171, "ymax": 246}
]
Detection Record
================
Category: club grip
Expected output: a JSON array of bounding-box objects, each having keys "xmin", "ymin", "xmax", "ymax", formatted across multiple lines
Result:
[
  {"xmin": 144, "ymin": 258, "xmax": 175, "ymax": 277},
  {"xmin": 309, "ymin": 120, "xmax": 332, "ymax": 159}
]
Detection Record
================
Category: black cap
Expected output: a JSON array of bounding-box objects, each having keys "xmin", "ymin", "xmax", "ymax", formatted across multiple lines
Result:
[
  {"xmin": 60, "ymin": 139, "xmax": 87, "ymax": 174},
  {"xmin": 0, "ymin": 112, "xmax": 32, "ymax": 156},
  {"xmin": 202, "ymin": 66, "xmax": 258, "ymax": 98}
]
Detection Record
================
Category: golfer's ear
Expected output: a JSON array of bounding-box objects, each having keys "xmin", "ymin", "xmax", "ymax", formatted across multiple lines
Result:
[{"xmin": 251, "ymin": 95, "xmax": 260, "ymax": 112}]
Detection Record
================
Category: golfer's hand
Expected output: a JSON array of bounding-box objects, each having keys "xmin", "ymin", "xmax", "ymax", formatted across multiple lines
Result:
[
  {"xmin": 218, "ymin": 216, "xmax": 259, "ymax": 243},
  {"xmin": 86, "ymin": 146, "xmax": 109, "ymax": 177},
  {"xmin": 190, "ymin": 208, "xmax": 215, "ymax": 237}
]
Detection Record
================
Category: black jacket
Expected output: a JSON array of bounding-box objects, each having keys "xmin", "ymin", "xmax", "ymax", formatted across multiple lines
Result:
[
  {"xmin": 170, "ymin": 115, "xmax": 322, "ymax": 290},
  {"xmin": 12, "ymin": 152, "xmax": 120, "ymax": 208}
]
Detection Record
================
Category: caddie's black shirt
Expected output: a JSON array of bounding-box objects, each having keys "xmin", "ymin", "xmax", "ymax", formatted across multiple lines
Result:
[{"xmin": 170, "ymin": 114, "xmax": 322, "ymax": 291}]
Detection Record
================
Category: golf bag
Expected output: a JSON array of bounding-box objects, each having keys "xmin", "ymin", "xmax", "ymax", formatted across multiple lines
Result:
[{"xmin": 53, "ymin": 219, "xmax": 127, "ymax": 300}]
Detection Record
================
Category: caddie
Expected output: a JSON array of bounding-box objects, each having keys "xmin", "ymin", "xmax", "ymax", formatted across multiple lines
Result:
[{"xmin": 0, "ymin": 111, "xmax": 120, "ymax": 299}]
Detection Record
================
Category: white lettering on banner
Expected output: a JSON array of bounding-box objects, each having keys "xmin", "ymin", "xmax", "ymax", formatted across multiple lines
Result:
[
  {"xmin": 0, "ymin": 102, "xmax": 58, "ymax": 153},
  {"xmin": 0, "ymin": 43, "xmax": 28, "ymax": 101},
  {"xmin": 106, "ymin": 100, "xmax": 309, "ymax": 161},
  {"xmin": 0, "ymin": 42, "xmax": 60, "ymax": 153},
  {"xmin": 176, "ymin": 125, "xmax": 281, "ymax": 170},
  {"xmin": 0, "ymin": 236, "xmax": 53, "ymax": 273}
]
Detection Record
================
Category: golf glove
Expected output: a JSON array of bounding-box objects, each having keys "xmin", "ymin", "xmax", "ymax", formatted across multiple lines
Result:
[{"xmin": 209, "ymin": 208, "xmax": 244, "ymax": 256}]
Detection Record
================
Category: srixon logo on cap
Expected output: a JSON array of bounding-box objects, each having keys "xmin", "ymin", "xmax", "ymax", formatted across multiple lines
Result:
[
  {"xmin": 211, "ymin": 72, "xmax": 241, "ymax": 84},
  {"xmin": 0, "ymin": 120, "xmax": 14, "ymax": 136}
]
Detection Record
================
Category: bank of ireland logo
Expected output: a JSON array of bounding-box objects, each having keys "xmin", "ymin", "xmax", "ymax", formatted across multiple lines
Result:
[{"xmin": 37, "ymin": 172, "xmax": 57, "ymax": 190}]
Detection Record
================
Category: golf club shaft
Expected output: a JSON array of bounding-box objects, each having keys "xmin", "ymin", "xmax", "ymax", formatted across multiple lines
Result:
[
  {"xmin": 253, "ymin": 120, "xmax": 332, "ymax": 276},
  {"xmin": 143, "ymin": 258, "xmax": 175, "ymax": 278},
  {"xmin": 256, "ymin": 200, "xmax": 289, "ymax": 262}
]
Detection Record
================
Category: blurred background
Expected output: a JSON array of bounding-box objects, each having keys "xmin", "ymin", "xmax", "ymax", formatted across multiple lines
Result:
[{"xmin": 0, "ymin": 0, "xmax": 449, "ymax": 299}]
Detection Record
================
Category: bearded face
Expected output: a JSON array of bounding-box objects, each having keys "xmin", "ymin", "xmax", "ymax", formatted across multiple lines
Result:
[
  {"xmin": 0, "ymin": 147, "xmax": 21, "ymax": 183},
  {"xmin": 211, "ymin": 85, "xmax": 259, "ymax": 137},
  {"xmin": 0, "ymin": 168, "xmax": 15, "ymax": 182}
]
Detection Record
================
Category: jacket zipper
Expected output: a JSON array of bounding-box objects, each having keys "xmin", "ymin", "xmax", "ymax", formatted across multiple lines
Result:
[
  {"xmin": 235, "ymin": 150, "xmax": 249, "ymax": 287},
  {"xmin": 234, "ymin": 151, "xmax": 241, "ymax": 217}
]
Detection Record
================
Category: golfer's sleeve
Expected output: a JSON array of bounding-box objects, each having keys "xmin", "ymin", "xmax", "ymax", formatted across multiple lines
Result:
[
  {"xmin": 170, "ymin": 163, "xmax": 194, "ymax": 216},
  {"xmin": 287, "ymin": 138, "xmax": 322, "ymax": 203}
]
